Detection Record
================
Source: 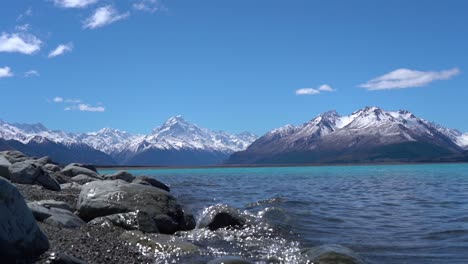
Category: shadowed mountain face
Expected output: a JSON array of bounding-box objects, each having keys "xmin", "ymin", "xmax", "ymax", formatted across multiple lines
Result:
[
  {"xmin": 0, "ymin": 117, "xmax": 256, "ymax": 166},
  {"xmin": 227, "ymin": 107, "xmax": 468, "ymax": 165}
]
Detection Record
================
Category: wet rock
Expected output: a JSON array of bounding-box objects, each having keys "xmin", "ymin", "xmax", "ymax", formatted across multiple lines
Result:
[
  {"xmin": 207, "ymin": 256, "xmax": 254, "ymax": 264},
  {"xmin": 103, "ymin": 170, "xmax": 136, "ymax": 182},
  {"xmin": 71, "ymin": 174, "xmax": 99, "ymax": 185},
  {"xmin": 76, "ymin": 180, "xmax": 194, "ymax": 234},
  {"xmin": 132, "ymin": 175, "xmax": 170, "ymax": 192},
  {"xmin": 47, "ymin": 252, "xmax": 87, "ymax": 264},
  {"xmin": 0, "ymin": 150, "xmax": 28, "ymax": 163},
  {"xmin": 28, "ymin": 201, "xmax": 85, "ymax": 228},
  {"xmin": 198, "ymin": 204, "xmax": 247, "ymax": 231},
  {"xmin": 61, "ymin": 164, "xmax": 101, "ymax": 179},
  {"xmin": 9, "ymin": 161, "xmax": 61, "ymax": 191},
  {"xmin": 0, "ymin": 177, "xmax": 49, "ymax": 260},
  {"xmin": 120, "ymin": 231, "xmax": 199, "ymax": 255},
  {"xmin": 89, "ymin": 211, "xmax": 159, "ymax": 233},
  {"xmin": 0, "ymin": 155, "xmax": 11, "ymax": 179},
  {"xmin": 302, "ymin": 244, "xmax": 367, "ymax": 264}
]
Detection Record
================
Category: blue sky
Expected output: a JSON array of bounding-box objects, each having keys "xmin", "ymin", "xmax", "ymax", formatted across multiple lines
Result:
[{"xmin": 0, "ymin": 0, "xmax": 467, "ymax": 135}]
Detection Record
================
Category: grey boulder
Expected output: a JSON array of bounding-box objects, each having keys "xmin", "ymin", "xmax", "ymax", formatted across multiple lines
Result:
[
  {"xmin": 0, "ymin": 178, "xmax": 49, "ymax": 260},
  {"xmin": 132, "ymin": 175, "xmax": 170, "ymax": 192},
  {"xmin": 103, "ymin": 170, "xmax": 136, "ymax": 182},
  {"xmin": 89, "ymin": 211, "xmax": 159, "ymax": 233},
  {"xmin": 76, "ymin": 180, "xmax": 194, "ymax": 234},
  {"xmin": 9, "ymin": 161, "xmax": 61, "ymax": 191},
  {"xmin": 44, "ymin": 163, "xmax": 62, "ymax": 173},
  {"xmin": 198, "ymin": 204, "xmax": 247, "ymax": 231},
  {"xmin": 0, "ymin": 155, "xmax": 11, "ymax": 179},
  {"xmin": 28, "ymin": 201, "xmax": 85, "ymax": 229},
  {"xmin": 71, "ymin": 174, "xmax": 99, "ymax": 185},
  {"xmin": 302, "ymin": 244, "xmax": 367, "ymax": 264},
  {"xmin": 0, "ymin": 150, "xmax": 28, "ymax": 163},
  {"xmin": 61, "ymin": 164, "xmax": 101, "ymax": 179},
  {"xmin": 34, "ymin": 156, "xmax": 54, "ymax": 166}
]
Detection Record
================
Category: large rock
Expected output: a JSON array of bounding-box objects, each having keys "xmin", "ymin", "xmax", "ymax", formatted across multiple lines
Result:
[
  {"xmin": 71, "ymin": 174, "xmax": 99, "ymax": 185},
  {"xmin": 66, "ymin": 163, "xmax": 98, "ymax": 173},
  {"xmin": 198, "ymin": 204, "xmax": 247, "ymax": 231},
  {"xmin": 132, "ymin": 175, "xmax": 170, "ymax": 192},
  {"xmin": 0, "ymin": 155, "xmax": 11, "ymax": 179},
  {"xmin": 61, "ymin": 164, "xmax": 101, "ymax": 179},
  {"xmin": 44, "ymin": 163, "xmax": 62, "ymax": 173},
  {"xmin": 76, "ymin": 180, "xmax": 194, "ymax": 234},
  {"xmin": 103, "ymin": 170, "xmax": 136, "ymax": 182},
  {"xmin": 34, "ymin": 156, "xmax": 54, "ymax": 166},
  {"xmin": 9, "ymin": 161, "xmax": 61, "ymax": 191},
  {"xmin": 0, "ymin": 178, "xmax": 49, "ymax": 260},
  {"xmin": 302, "ymin": 244, "xmax": 367, "ymax": 264},
  {"xmin": 28, "ymin": 201, "xmax": 85, "ymax": 229},
  {"xmin": 0, "ymin": 150, "xmax": 28, "ymax": 163},
  {"xmin": 89, "ymin": 211, "xmax": 159, "ymax": 233}
]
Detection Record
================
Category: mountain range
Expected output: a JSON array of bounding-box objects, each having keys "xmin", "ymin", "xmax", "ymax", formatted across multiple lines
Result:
[
  {"xmin": 227, "ymin": 106, "xmax": 468, "ymax": 164},
  {"xmin": 2, "ymin": 107, "xmax": 468, "ymax": 166},
  {"xmin": 0, "ymin": 116, "xmax": 257, "ymax": 166}
]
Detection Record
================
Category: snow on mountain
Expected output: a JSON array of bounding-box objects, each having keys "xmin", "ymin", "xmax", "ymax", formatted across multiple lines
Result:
[
  {"xmin": 78, "ymin": 128, "xmax": 141, "ymax": 155},
  {"xmin": 0, "ymin": 116, "xmax": 257, "ymax": 157},
  {"xmin": 246, "ymin": 106, "xmax": 467, "ymax": 152},
  {"xmin": 123, "ymin": 116, "xmax": 257, "ymax": 154}
]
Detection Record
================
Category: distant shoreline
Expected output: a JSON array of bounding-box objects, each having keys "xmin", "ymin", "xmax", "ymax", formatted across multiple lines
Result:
[{"xmin": 97, "ymin": 161, "xmax": 468, "ymax": 171}]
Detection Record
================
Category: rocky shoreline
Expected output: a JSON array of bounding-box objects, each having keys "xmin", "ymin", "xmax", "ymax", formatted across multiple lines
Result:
[{"xmin": 0, "ymin": 150, "xmax": 367, "ymax": 264}]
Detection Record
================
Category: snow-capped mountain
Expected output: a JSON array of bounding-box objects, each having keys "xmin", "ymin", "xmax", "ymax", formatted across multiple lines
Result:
[
  {"xmin": 227, "ymin": 106, "xmax": 468, "ymax": 164},
  {"xmin": 116, "ymin": 116, "xmax": 257, "ymax": 165},
  {"xmin": 0, "ymin": 116, "xmax": 257, "ymax": 165}
]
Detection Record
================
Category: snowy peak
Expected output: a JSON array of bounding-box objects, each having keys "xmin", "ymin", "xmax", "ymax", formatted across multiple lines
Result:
[{"xmin": 256, "ymin": 106, "xmax": 467, "ymax": 150}]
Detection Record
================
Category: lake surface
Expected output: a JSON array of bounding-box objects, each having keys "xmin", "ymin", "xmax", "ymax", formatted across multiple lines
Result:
[{"xmin": 101, "ymin": 164, "xmax": 468, "ymax": 263}]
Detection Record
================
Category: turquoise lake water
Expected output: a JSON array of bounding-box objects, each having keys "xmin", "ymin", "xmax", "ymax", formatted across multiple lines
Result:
[{"xmin": 101, "ymin": 163, "xmax": 468, "ymax": 263}]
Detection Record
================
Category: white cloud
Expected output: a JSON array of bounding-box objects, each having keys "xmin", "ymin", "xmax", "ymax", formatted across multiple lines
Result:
[
  {"xmin": 359, "ymin": 68, "xmax": 460, "ymax": 91},
  {"xmin": 296, "ymin": 88, "xmax": 320, "ymax": 95},
  {"xmin": 54, "ymin": 0, "xmax": 98, "ymax": 8},
  {"xmin": 24, "ymin": 70, "xmax": 40, "ymax": 77},
  {"xmin": 78, "ymin": 104, "xmax": 105, "ymax": 112},
  {"xmin": 0, "ymin": 67, "xmax": 13, "ymax": 78},
  {"xmin": 0, "ymin": 32, "xmax": 42, "ymax": 54},
  {"xmin": 133, "ymin": 0, "xmax": 164, "ymax": 13},
  {"xmin": 53, "ymin": 97, "xmax": 104, "ymax": 112},
  {"xmin": 48, "ymin": 43, "xmax": 73, "ymax": 58},
  {"xmin": 318, "ymin": 84, "xmax": 335, "ymax": 92},
  {"xmin": 296, "ymin": 84, "xmax": 335, "ymax": 95},
  {"xmin": 83, "ymin": 6, "xmax": 129, "ymax": 29},
  {"xmin": 53, "ymin": 97, "xmax": 64, "ymax": 103}
]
